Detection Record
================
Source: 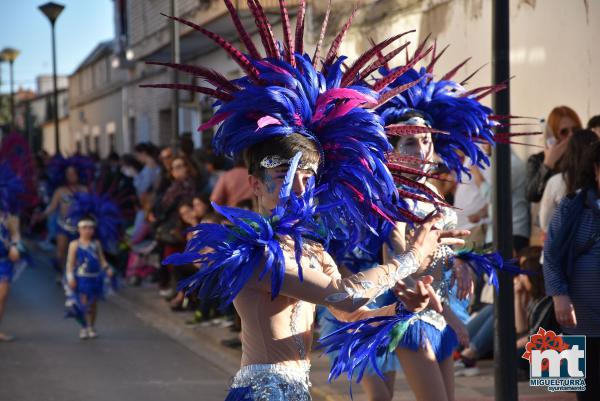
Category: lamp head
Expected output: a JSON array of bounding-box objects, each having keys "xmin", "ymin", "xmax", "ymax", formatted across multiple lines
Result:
[
  {"xmin": 0, "ymin": 48, "xmax": 20, "ymax": 63},
  {"xmin": 39, "ymin": 2, "xmax": 65, "ymax": 24}
]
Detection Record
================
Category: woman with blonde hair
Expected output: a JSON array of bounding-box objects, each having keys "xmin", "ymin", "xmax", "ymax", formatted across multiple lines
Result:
[{"xmin": 525, "ymin": 106, "xmax": 582, "ymax": 202}]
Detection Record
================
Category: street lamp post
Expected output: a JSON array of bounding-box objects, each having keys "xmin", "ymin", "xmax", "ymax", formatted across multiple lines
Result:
[
  {"xmin": 492, "ymin": 0, "xmax": 518, "ymax": 400},
  {"xmin": 0, "ymin": 47, "xmax": 20, "ymax": 129},
  {"xmin": 0, "ymin": 52, "xmax": 5, "ymax": 126},
  {"xmin": 39, "ymin": 1, "xmax": 65, "ymax": 155}
]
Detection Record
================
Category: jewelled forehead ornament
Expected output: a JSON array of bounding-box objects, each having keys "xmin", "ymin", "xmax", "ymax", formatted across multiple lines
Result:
[{"xmin": 260, "ymin": 155, "xmax": 318, "ymax": 176}]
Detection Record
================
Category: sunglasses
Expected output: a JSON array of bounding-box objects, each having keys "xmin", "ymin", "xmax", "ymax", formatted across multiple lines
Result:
[{"xmin": 558, "ymin": 126, "xmax": 577, "ymax": 137}]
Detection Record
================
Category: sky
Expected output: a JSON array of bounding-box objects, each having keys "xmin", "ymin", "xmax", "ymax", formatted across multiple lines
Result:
[{"xmin": 0, "ymin": 0, "xmax": 114, "ymax": 93}]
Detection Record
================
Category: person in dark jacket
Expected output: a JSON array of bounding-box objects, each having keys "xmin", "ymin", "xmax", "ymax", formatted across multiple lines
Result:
[
  {"xmin": 526, "ymin": 106, "xmax": 582, "ymax": 202},
  {"xmin": 543, "ymin": 141, "xmax": 600, "ymax": 401}
]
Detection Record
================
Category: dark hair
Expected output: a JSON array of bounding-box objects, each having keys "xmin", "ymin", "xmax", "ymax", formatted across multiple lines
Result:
[
  {"xmin": 587, "ymin": 115, "xmax": 600, "ymax": 130},
  {"xmin": 580, "ymin": 141, "xmax": 600, "ymax": 190},
  {"xmin": 517, "ymin": 246, "xmax": 545, "ymax": 301},
  {"xmin": 193, "ymin": 191, "xmax": 211, "ymax": 206},
  {"xmin": 134, "ymin": 142, "xmax": 151, "ymax": 154},
  {"xmin": 180, "ymin": 132, "xmax": 195, "ymax": 156},
  {"xmin": 177, "ymin": 197, "xmax": 194, "ymax": 209},
  {"xmin": 121, "ymin": 154, "xmax": 143, "ymax": 172},
  {"xmin": 560, "ymin": 129, "xmax": 599, "ymax": 194},
  {"xmin": 108, "ymin": 152, "xmax": 120, "ymax": 162},
  {"xmin": 243, "ymin": 133, "xmax": 320, "ymax": 179}
]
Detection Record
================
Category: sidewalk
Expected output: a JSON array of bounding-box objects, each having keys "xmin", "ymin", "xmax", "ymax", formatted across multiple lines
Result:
[{"xmin": 111, "ymin": 284, "xmax": 577, "ymax": 401}]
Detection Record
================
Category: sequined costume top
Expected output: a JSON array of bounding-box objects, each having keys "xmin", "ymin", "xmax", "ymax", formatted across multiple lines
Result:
[
  {"xmin": 404, "ymin": 182, "xmax": 457, "ymax": 331},
  {"xmin": 74, "ymin": 242, "xmax": 103, "ymax": 278},
  {"xmin": 234, "ymin": 238, "xmax": 420, "ymax": 371}
]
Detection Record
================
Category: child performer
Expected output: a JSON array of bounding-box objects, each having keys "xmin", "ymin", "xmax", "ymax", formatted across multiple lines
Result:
[{"xmin": 65, "ymin": 193, "xmax": 121, "ymax": 339}]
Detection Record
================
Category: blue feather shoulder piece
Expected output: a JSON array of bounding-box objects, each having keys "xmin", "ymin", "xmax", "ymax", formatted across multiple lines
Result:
[
  {"xmin": 453, "ymin": 250, "xmax": 529, "ymax": 289},
  {"xmin": 166, "ymin": 153, "xmax": 325, "ymax": 309},
  {"xmin": 319, "ymin": 307, "xmax": 414, "ymax": 387}
]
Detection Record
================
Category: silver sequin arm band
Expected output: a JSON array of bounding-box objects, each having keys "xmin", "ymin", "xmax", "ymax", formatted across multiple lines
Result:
[{"xmin": 392, "ymin": 249, "xmax": 420, "ymax": 281}]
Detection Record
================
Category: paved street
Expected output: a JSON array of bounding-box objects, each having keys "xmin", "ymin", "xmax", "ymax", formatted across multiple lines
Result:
[{"xmin": 0, "ymin": 249, "xmax": 230, "ymax": 401}]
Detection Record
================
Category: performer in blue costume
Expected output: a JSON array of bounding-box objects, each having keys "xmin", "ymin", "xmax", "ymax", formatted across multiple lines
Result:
[
  {"xmin": 64, "ymin": 192, "xmax": 121, "ymax": 339},
  {"xmin": 320, "ymin": 48, "xmax": 531, "ymax": 401},
  {"xmin": 146, "ymin": 1, "xmax": 470, "ymax": 399},
  {"xmin": 34, "ymin": 156, "xmax": 93, "ymax": 280},
  {"xmin": 0, "ymin": 163, "xmax": 26, "ymax": 342}
]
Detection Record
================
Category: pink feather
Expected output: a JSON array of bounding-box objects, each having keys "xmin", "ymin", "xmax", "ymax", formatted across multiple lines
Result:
[
  {"xmin": 372, "ymin": 45, "xmax": 433, "ymax": 92},
  {"xmin": 313, "ymin": 88, "xmax": 377, "ymax": 122},
  {"xmin": 278, "ymin": 0, "xmax": 295, "ymax": 66},
  {"xmin": 145, "ymin": 61, "xmax": 239, "ymax": 93},
  {"xmin": 198, "ymin": 112, "xmax": 233, "ymax": 132},
  {"xmin": 161, "ymin": 14, "xmax": 261, "ymax": 82},
  {"xmin": 140, "ymin": 83, "xmax": 233, "ymax": 101},
  {"xmin": 256, "ymin": 115, "xmax": 282, "ymax": 130},
  {"xmin": 247, "ymin": 0, "xmax": 279, "ymax": 59},
  {"xmin": 385, "ymin": 124, "xmax": 449, "ymax": 136},
  {"xmin": 341, "ymin": 30, "xmax": 415, "ymax": 87},
  {"xmin": 322, "ymin": 5, "xmax": 357, "ymax": 68},
  {"xmin": 294, "ymin": 0, "xmax": 306, "ymax": 55},
  {"xmin": 358, "ymin": 42, "xmax": 411, "ymax": 83},
  {"xmin": 313, "ymin": 0, "xmax": 332, "ymax": 68},
  {"xmin": 224, "ymin": 0, "xmax": 261, "ymax": 59},
  {"xmin": 365, "ymin": 75, "xmax": 425, "ymax": 109}
]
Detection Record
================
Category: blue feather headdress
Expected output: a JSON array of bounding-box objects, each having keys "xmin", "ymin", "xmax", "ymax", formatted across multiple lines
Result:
[
  {"xmin": 142, "ymin": 0, "xmax": 440, "ymax": 258},
  {"xmin": 165, "ymin": 152, "xmax": 330, "ymax": 309},
  {"xmin": 67, "ymin": 192, "xmax": 122, "ymax": 247},
  {"xmin": 0, "ymin": 162, "xmax": 26, "ymax": 215},
  {"xmin": 376, "ymin": 62, "xmax": 500, "ymax": 181},
  {"xmin": 47, "ymin": 155, "xmax": 96, "ymax": 192}
]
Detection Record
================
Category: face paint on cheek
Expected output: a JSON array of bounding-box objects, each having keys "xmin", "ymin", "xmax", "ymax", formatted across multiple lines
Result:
[{"xmin": 263, "ymin": 173, "xmax": 277, "ymax": 194}]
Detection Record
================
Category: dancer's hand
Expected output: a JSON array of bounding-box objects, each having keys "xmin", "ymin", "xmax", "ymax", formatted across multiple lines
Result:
[
  {"xmin": 445, "ymin": 311, "xmax": 470, "ymax": 347},
  {"xmin": 451, "ymin": 258, "xmax": 474, "ymax": 300},
  {"xmin": 553, "ymin": 295, "xmax": 577, "ymax": 328},
  {"xmin": 68, "ymin": 279, "xmax": 77, "ymax": 290},
  {"xmin": 394, "ymin": 275, "xmax": 443, "ymax": 314},
  {"xmin": 412, "ymin": 213, "xmax": 469, "ymax": 268}
]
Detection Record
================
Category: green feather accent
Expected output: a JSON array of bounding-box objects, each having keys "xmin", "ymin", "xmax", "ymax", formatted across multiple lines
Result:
[{"xmin": 387, "ymin": 319, "xmax": 411, "ymax": 352}]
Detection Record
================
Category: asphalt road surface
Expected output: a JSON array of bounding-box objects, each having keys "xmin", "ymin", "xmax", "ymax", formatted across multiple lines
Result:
[{"xmin": 0, "ymin": 250, "xmax": 230, "ymax": 401}]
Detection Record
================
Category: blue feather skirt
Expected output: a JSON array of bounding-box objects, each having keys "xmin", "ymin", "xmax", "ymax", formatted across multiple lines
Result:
[
  {"xmin": 399, "ymin": 319, "xmax": 458, "ymax": 362},
  {"xmin": 0, "ymin": 259, "xmax": 13, "ymax": 282}
]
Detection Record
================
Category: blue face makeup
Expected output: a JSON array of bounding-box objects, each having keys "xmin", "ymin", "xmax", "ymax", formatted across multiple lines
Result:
[{"xmin": 263, "ymin": 172, "xmax": 277, "ymax": 194}]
